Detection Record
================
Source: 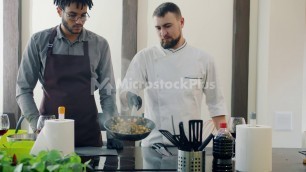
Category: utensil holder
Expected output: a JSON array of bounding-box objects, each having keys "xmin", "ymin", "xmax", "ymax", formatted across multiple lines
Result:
[{"xmin": 178, "ymin": 150, "xmax": 205, "ymax": 172}]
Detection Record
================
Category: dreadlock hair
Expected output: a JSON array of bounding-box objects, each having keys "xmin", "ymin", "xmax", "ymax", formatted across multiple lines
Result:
[
  {"xmin": 153, "ymin": 2, "xmax": 182, "ymax": 19},
  {"xmin": 54, "ymin": 0, "xmax": 93, "ymax": 10}
]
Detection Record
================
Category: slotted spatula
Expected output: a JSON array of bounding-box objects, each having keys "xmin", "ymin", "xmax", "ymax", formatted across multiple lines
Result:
[{"xmin": 189, "ymin": 120, "xmax": 203, "ymax": 150}]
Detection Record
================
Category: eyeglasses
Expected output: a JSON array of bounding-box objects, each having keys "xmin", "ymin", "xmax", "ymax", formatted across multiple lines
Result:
[{"xmin": 62, "ymin": 9, "xmax": 90, "ymax": 22}]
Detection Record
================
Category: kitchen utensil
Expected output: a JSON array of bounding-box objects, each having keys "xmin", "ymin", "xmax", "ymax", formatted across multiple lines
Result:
[
  {"xmin": 198, "ymin": 133, "xmax": 214, "ymax": 151},
  {"xmin": 155, "ymin": 142, "xmax": 173, "ymax": 156},
  {"xmin": 104, "ymin": 116, "xmax": 155, "ymax": 141},
  {"xmin": 178, "ymin": 150, "xmax": 205, "ymax": 172},
  {"xmin": 6, "ymin": 116, "xmax": 37, "ymax": 142},
  {"xmin": 151, "ymin": 143, "xmax": 172, "ymax": 156},
  {"xmin": 7, "ymin": 133, "xmax": 37, "ymax": 142},
  {"xmin": 189, "ymin": 120, "xmax": 203, "ymax": 150},
  {"xmin": 152, "ymin": 144, "xmax": 165, "ymax": 156},
  {"xmin": 299, "ymin": 151, "xmax": 306, "ymax": 164},
  {"xmin": 159, "ymin": 129, "xmax": 180, "ymax": 147},
  {"xmin": 179, "ymin": 122, "xmax": 190, "ymax": 151},
  {"xmin": 171, "ymin": 115, "xmax": 176, "ymax": 135},
  {"xmin": 15, "ymin": 115, "xmax": 24, "ymax": 134},
  {"xmin": 299, "ymin": 151, "xmax": 306, "ymax": 156},
  {"xmin": 171, "ymin": 115, "xmax": 181, "ymax": 147},
  {"xmin": 174, "ymin": 134, "xmax": 181, "ymax": 142}
]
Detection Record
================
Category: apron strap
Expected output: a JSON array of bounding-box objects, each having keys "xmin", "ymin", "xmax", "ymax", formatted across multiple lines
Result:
[
  {"xmin": 83, "ymin": 41, "xmax": 89, "ymax": 57},
  {"xmin": 47, "ymin": 26, "xmax": 58, "ymax": 57},
  {"xmin": 47, "ymin": 26, "xmax": 89, "ymax": 57}
]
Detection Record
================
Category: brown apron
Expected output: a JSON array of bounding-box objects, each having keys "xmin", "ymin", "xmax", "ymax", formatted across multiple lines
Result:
[{"xmin": 39, "ymin": 27, "xmax": 102, "ymax": 147}]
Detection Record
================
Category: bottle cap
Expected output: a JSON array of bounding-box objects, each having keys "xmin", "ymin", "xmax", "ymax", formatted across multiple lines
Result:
[
  {"xmin": 220, "ymin": 122, "xmax": 227, "ymax": 128},
  {"xmin": 250, "ymin": 112, "xmax": 257, "ymax": 127},
  {"xmin": 250, "ymin": 112, "xmax": 256, "ymax": 120},
  {"xmin": 58, "ymin": 106, "xmax": 65, "ymax": 120},
  {"xmin": 58, "ymin": 106, "xmax": 65, "ymax": 114}
]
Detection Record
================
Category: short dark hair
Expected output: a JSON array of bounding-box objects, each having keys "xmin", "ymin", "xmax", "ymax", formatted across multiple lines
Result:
[
  {"xmin": 54, "ymin": 0, "xmax": 93, "ymax": 10},
  {"xmin": 153, "ymin": 2, "xmax": 182, "ymax": 18}
]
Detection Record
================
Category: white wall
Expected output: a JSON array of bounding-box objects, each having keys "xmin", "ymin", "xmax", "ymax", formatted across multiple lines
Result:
[
  {"xmin": 0, "ymin": 1, "xmax": 3, "ymax": 114},
  {"xmin": 138, "ymin": 0, "xmax": 233, "ymax": 122},
  {"xmin": 86, "ymin": 1, "xmax": 122, "ymax": 112},
  {"xmin": 257, "ymin": 0, "xmax": 306, "ymax": 148}
]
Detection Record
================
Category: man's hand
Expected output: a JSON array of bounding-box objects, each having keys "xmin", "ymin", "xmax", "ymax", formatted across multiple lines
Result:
[
  {"xmin": 106, "ymin": 131, "xmax": 123, "ymax": 149},
  {"xmin": 29, "ymin": 115, "xmax": 39, "ymax": 133},
  {"xmin": 107, "ymin": 139, "xmax": 123, "ymax": 150},
  {"xmin": 126, "ymin": 92, "xmax": 142, "ymax": 110}
]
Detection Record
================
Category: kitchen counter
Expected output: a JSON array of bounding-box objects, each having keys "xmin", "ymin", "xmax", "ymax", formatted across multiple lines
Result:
[{"xmin": 82, "ymin": 147, "xmax": 305, "ymax": 171}]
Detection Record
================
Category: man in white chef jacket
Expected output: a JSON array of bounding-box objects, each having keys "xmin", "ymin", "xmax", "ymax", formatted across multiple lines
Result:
[{"xmin": 120, "ymin": 2, "xmax": 227, "ymax": 147}]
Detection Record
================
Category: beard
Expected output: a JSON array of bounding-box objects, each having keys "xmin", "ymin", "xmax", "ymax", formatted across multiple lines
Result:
[
  {"xmin": 62, "ymin": 18, "xmax": 82, "ymax": 35},
  {"xmin": 160, "ymin": 33, "xmax": 181, "ymax": 49}
]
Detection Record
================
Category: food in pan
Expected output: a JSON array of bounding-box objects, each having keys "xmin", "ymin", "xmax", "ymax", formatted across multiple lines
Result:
[{"xmin": 110, "ymin": 117, "xmax": 151, "ymax": 134}]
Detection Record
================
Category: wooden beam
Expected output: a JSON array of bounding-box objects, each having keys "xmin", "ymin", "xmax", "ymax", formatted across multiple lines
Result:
[
  {"xmin": 121, "ymin": 0, "xmax": 138, "ymax": 80},
  {"xmin": 121, "ymin": 0, "xmax": 137, "ymax": 116},
  {"xmin": 231, "ymin": 0, "xmax": 250, "ymax": 120},
  {"xmin": 3, "ymin": 0, "xmax": 21, "ymax": 128},
  {"xmin": 121, "ymin": 0, "xmax": 138, "ymax": 146}
]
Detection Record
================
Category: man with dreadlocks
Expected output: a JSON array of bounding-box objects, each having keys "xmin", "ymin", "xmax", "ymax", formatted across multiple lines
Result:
[{"xmin": 16, "ymin": 0, "xmax": 123, "ymax": 149}]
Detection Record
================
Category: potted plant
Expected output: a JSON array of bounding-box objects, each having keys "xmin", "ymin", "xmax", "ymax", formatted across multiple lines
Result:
[{"xmin": 0, "ymin": 150, "xmax": 92, "ymax": 172}]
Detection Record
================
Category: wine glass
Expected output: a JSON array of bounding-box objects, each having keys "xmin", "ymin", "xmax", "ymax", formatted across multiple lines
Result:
[
  {"xmin": 229, "ymin": 117, "xmax": 246, "ymax": 138},
  {"xmin": 36, "ymin": 115, "xmax": 56, "ymax": 133},
  {"xmin": 229, "ymin": 117, "xmax": 246, "ymax": 158},
  {"xmin": 0, "ymin": 114, "xmax": 10, "ymax": 136}
]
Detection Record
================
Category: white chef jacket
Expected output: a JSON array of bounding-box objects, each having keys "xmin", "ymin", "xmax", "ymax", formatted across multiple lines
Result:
[{"xmin": 120, "ymin": 42, "xmax": 227, "ymax": 147}]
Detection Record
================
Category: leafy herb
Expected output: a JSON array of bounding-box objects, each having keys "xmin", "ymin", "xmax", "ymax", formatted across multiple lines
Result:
[{"xmin": 0, "ymin": 150, "xmax": 91, "ymax": 172}]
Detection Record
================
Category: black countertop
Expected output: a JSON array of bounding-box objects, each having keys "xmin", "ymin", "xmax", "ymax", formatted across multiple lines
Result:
[{"xmin": 81, "ymin": 147, "xmax": 305, "ymax": 171}]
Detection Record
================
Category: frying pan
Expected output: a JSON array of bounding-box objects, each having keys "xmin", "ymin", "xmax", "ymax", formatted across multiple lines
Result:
[
  {"xmin": 6, "ymin": 116, "xmax": 37, "ymax": 142},
  {"xmin": 104, "ymin": 116, "xmax": 155, "ymax": 141}
]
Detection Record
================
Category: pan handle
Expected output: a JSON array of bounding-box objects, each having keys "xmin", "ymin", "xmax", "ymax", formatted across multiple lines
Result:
[{"xmin": 15, "ymin": 116, "xmax": 25, "ymax": 134}]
